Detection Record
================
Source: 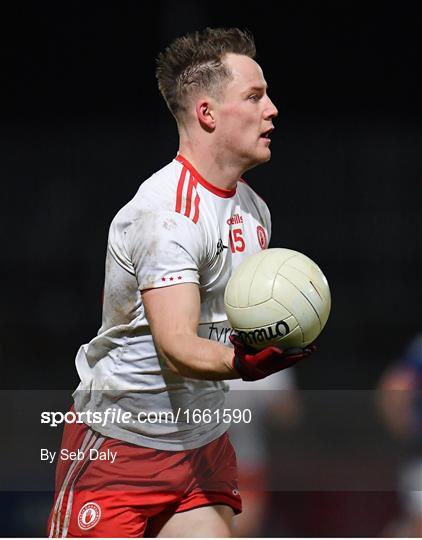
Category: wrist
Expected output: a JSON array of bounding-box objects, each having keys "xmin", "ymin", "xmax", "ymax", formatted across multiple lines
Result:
[
  {"xmin": 222, "ymin": 346, "xmax": 241, "ymax": 379},
  {"xmin": 231, "ymin": 352, "xmax": 243, "ymax": 379}
]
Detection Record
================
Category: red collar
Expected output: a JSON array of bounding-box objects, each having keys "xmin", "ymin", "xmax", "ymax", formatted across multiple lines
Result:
[{"xmin": 175, "ymin": 155, "xmax": 237, "ymax": 198}]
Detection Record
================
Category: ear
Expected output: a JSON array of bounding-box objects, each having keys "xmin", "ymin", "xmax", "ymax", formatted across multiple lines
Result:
[{"xmin": 195, "ymin": 99, "xmax": 216, "ymax": 131}]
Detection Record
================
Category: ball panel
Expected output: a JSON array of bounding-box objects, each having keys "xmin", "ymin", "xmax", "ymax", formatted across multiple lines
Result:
[
  {"xmin": 277, "ymin": 264, "xmax": 329, "ymax": 325},
  {"xmin": 225, "ymin": 298, "xmax": 291, "ymax": 330},
  {"xmin": 272, "ymin": 274, "xmax": 321, "ymax": 344},
  {"xmin": 284, "ymin": 254, "xmax": 331, "ymax": 297},
  {"xmin": 285, "ymin": 255, "xmax": 330, "ymax": 292},
  {"xmin": 264, "ymin": 247, "xmax": 300, "ymax": 264},
  {"xmin": 224, "ymin": 250, "xmax": 267, "ymax": 308},
  {"xmin": 249, "ymin": 248, "xmax": 298, "ymax": 305},
  {"xmin": 283, "ymin": 255, "xmax": 331, "ymax": 328}
]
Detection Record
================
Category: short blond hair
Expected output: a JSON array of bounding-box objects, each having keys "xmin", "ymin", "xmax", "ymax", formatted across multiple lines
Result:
[{"xmin": 156, "ymin": 27, "xmax": 256, "ymax": 119}]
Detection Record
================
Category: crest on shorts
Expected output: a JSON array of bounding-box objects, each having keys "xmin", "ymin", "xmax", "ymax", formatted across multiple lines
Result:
[{"xmin": 78, "ymin": 502, "xmax": 101, "ymax": 530}]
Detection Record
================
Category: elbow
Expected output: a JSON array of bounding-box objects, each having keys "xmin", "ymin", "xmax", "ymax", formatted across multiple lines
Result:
[
  {"xmin": 156, "ymin": 342, "xmax": 188, "ymax": 377},
  {"xmin": 164, "ymin": 357, "xmax": 195, "ymax": 378},
  {"xmin": 154, "ymin": 332, "xmax": 198, "ymax": 378},
  {"xmin": 163, "ymin": 356, "xmax": 183, "ymax": 376}
]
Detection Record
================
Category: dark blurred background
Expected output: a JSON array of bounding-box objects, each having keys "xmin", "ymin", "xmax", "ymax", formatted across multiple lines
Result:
[{"xmin": 1, "ymin": 1, "xmax": 421, "ymax": 536}]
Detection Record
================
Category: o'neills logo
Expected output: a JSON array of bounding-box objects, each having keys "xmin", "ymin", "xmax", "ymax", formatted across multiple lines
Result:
[
  {"xmin": 238, "ymin": 320, "xmax": 289, "ymax": 346},
  {"xmin": 227, "ymin": 213, "xmax": 243, "ymax": 225},
  {"xmin": 78, "ymin": 502, "xmax": 101, "ymax": 531}
]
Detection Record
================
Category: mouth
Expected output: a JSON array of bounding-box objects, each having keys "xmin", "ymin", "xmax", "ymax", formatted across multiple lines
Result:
[{"xmin": 260, "ymin": 127, "xmax": 275, "ymax": 140}]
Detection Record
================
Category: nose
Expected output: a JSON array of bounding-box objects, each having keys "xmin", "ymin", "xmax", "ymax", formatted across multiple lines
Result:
[{"xmin": 264, "ymin": 96, "xmax": 278, "ymax": 120}]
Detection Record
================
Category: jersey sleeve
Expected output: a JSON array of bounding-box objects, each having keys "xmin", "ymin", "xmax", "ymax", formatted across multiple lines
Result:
[{"xmin": 125, "ymin": 210, "xmax": 204, "ymax": 290}]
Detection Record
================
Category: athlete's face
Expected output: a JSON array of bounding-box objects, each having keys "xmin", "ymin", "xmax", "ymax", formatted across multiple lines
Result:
[{"xmin": 215, "ymin": 53, "xmax": 278, "ymax": 171}]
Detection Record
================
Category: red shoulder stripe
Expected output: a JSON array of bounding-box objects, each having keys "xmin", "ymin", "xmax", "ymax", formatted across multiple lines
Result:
[
  {"xmin": 192, "ymin": 177, "xmax": 200, "ymax": 224},
  {"xmin": 176, "ymin": 154, "xmax": 236, "ymax": 198},
  {"xmin": 175, "ymin": 166, "xmax": 187, "ymax": 213},
  {"xmin": 184, "ymin": 173, "xmax": 194, "ymax": 218}
]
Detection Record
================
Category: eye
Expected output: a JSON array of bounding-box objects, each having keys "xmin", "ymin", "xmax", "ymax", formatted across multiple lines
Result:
[{"xmin": 248, "ymin": 94, "xmax": 260, "ymax": 102}]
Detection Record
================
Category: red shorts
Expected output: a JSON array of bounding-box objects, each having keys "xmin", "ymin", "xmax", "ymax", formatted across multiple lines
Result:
[{"xmin": 47, "ymin": 415, "xmax": 241, "ymax": 537}]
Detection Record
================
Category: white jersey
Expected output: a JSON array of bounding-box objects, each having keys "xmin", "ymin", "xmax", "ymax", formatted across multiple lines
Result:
[{"xmin": 73, "ymin": 155, "xmax": 271, "ymax": 450}]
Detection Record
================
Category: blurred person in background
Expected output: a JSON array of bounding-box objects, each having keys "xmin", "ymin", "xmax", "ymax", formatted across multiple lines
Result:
[
  {"xmin": 227, "ymin": 369, "xmax": 303, "ymax": 537},
  {"xmin": 376, "ymin": 334, "xmax": 422, "ymax": 537}
]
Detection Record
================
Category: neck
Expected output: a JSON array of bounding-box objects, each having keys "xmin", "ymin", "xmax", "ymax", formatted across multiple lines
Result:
[{"xmin": 178, "ymin": 139, "xmax": 242, "ymax": 191}]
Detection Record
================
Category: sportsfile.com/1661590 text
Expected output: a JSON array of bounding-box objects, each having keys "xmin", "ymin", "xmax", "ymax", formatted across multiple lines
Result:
[{"xmin": 40, "ymin": 407, "xmax": 252, "ymax": 428}]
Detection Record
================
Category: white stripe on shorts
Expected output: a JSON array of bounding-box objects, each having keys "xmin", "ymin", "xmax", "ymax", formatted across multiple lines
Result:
[
  {"xmin": 49, "ymin": 429, "xmax": 99, "ymax": 538},
  {"xmin": 61, "ymin": 435, "xmax": 105, "ymax": 537}
]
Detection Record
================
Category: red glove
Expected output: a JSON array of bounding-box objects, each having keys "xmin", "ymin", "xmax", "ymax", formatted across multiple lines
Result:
[{"xmin": 230, "ymin": 334, "xmax": 316, "ymax": 381}]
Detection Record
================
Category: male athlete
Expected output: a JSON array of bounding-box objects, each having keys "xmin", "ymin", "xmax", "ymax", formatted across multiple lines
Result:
[{"xmin": 48, "ymin": 27, "xmax": 314, "ymax": 537}]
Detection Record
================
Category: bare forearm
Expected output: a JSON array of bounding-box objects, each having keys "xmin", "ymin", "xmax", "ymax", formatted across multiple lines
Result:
[
  {"xmin": 158, "ymin": 334, "xmax": 239, "ymax": 380},
  {"xmin": 141, "ymin": 284, "xmax": 239, "ymax": 380}
]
